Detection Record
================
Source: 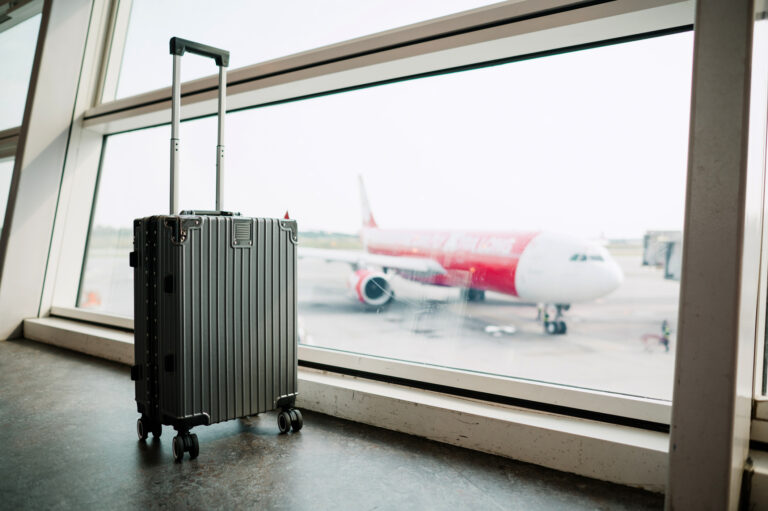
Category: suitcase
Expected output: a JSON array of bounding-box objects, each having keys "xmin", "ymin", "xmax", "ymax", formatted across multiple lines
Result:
[{"xmin": 129, "ymin": 37, "xmax": 301, "ymax": 462}]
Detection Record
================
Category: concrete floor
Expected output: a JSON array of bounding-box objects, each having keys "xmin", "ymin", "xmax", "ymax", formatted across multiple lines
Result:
[{"xmin": 0, "ymin": 339, "xmax": 663, "ymax": 510}]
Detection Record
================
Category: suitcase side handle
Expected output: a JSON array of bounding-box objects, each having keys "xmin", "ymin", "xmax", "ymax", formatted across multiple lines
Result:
[
  {"xmin": 169, "ymin": 37, "xmax": 229, "ymax": 215},
  {"xmin": 169, "ymin": 37, "xmax": 230, "ymax": 67}
]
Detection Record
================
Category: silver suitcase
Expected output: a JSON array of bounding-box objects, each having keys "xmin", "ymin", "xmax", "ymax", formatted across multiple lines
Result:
[{"xmin": 130, "ymin": 38, "xmax": 301, "ymax": 462}]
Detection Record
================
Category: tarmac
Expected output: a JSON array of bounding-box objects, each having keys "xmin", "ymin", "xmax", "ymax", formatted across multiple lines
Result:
[{"xmin": 297, "ymin": 253, "xmax": 678, "ymax": 401}]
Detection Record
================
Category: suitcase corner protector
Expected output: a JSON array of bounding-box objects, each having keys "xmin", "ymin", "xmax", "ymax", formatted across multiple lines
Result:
[{"xmin": 279, "ymin": 219, "xmax": 298, "ymax": 244}]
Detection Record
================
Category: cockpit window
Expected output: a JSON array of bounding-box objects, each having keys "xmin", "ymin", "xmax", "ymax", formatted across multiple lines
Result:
[{"xmin": 570, "ymin": 253, "xmax": 604, "ymax": 262}]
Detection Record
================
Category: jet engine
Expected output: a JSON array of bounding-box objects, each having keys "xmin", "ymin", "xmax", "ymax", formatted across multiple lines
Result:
[{"xmin": 348, "ymin": 269, "xmax": 394, "ymax": 307}]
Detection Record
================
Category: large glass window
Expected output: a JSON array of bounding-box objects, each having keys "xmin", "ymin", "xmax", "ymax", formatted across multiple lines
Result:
[
  {"xmin": 0, "ymin": 14, "xmax": 41, "ymax": 131},
  {"xmin": 116, "ymin": 0, "xmax": 503, "ymax": 99},
  {"xmin": 82, "ymin": 32, "xmax": 692, "ymax": 400}
]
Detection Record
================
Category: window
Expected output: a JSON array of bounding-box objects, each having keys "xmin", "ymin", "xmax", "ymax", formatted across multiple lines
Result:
[
  {"xmin": 80, "ymin": 31, "xmax": 692, "ymax": 402},
  {"xmin": 116, "ymin": 0, "xmax": 503, "ymax": 99},
  {"xmin": 570, "ymin": 254, "xmax": 605, "ymax": 262},
  {"xmin": 0, "ymin": 14, "xmax": 41, "ymax": 131}
]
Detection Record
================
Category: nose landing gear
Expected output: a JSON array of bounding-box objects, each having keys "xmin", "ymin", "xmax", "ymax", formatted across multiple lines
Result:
[{"xmin": 541, "ymin": 304, "xmax": 569, "ymax": 335}]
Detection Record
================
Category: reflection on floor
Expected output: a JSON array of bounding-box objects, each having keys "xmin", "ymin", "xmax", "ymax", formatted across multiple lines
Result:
[{"xmin": 0, "ymin": 339, "xmax": 663, "ymax": 510}]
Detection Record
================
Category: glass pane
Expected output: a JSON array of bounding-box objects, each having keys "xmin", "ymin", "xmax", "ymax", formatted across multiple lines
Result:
[
  {"xmin": 0, "ymin": 14, "xmax": 41, "ymax": 131},
  {"xmin": 116, "ymin": 0, "xmax": 503, "ymax": 99},
  {"xmin": 79, "ymin": 122, "xmax": 221, "ymax": 315},
  {"xmin": 0, "ymin": 158, "xmax": 14, "ymax": 236},
  {"xmin": 78, "ymin": 132, "xmax": 169, "ymax": 316},
  {"xmin": 85, "ymin": 32, "xmax": 692, "ymax": 400}
]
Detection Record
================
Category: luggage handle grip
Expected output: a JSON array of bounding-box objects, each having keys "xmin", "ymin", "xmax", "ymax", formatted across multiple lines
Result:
[
  {"xmin": 169, "ymin": 37, "xmax": 228, "ymax": 215},
  {"xmin": 169, "ymin": 37, "xmax": 230, "ymax": 67},
  {"xmin": 179, "ymin": 210, "xmax": 241, "ymax": 217}
]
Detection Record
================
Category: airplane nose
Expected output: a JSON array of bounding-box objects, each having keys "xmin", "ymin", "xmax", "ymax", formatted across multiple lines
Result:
[
  {"xmin": 602, "ymin": 260, "xmax": 624, "ymax": 294},
  {"xmin": 585, "ymin": 258, "xmax": 623, "ymax": 299}
]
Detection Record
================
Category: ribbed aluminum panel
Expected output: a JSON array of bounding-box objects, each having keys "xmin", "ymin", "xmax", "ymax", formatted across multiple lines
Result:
[{"xmin": 133, "ymin": 214, "xmax": 298, "ymax": 428}]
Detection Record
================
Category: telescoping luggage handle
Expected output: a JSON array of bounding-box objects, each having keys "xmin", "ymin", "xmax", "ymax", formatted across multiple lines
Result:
[{"xmin": 169, "ymin": 37, "xmax": 230, "ymax": 215}]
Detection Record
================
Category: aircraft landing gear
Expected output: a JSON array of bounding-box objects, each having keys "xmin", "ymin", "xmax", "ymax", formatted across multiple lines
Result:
[
  {"xmin": 461, "ymin": 288, "xmax": 486, "ymax": 302},
  {"xmin": 542, "ymin": 304, "xmax": 569, "ymax": 335}
]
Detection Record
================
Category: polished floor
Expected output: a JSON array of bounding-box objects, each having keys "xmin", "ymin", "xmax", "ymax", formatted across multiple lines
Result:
[{"xmin": 0, "ymin": 339, "xmax": 663, "ymax": 510}]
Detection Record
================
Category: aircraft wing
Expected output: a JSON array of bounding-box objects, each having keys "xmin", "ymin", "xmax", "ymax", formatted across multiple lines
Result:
[{"xmin": 299, "ymin": 247, "xmax": 447, "ymax": 277}]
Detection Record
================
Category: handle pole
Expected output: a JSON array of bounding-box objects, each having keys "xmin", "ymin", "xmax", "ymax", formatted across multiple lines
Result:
[
  {"xmin": 216, "ymin": 65, "xmax": 226, "ymax": 211},
  {"xmin": 168, "ymin": 37, "xmax": 229, "ymax": 214},
  {"xmin": 170, "ymin": 54, "xmax": 181, "ymax": 215}
]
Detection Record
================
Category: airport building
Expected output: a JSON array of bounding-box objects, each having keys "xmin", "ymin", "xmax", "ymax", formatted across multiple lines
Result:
[
  {"xmin": 643, "ymin": 230, "xmax": 683, "ymax": 280},
  {"xmin": 0, "ymin": 0, "xmax": 765, "ymax": 508}
]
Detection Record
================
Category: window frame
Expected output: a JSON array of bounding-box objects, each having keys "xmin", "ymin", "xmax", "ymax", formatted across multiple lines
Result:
[{"xmin": 0, "ymin": 127, "xmax": 20, "ymax": 161}]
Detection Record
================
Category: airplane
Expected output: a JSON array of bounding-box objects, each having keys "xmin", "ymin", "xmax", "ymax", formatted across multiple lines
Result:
[{"xmin": 299, "ymin": 177, "xmax": 624, "ymax": 335}]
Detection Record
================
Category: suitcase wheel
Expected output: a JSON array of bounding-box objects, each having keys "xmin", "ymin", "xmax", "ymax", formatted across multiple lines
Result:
[
  {"xmin": 172, "ymin": 433, "xmax": 199, "ymax": 462},
  {"xmin": 137, "ymin": 418, "xmax": 149, "ymax": 441},
  {"xmin": 289, "ymin": 409, "xmax": 303, "ymax": 432},
  {"xmin": 137, "ymin": 416, "xmax": 161, "ymax": 441},
  {"xmin": 172, "ymin": 435, "xmax": 184, "ymax": 461},
  {"xmin": 189, "ymin": 434, "xmax": 199, "ymax": 459},
  {"xmin": 278, "ymin": 409, "xmax": 303, "ymax": 434},
  {"xmin": 277, "ymin": 411, "xmax": 291, "ymax": 434}
]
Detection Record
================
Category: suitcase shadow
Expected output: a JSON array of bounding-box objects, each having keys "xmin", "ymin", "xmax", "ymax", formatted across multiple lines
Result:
[{"xmin": 136, "ymin": 438, "xmax": 164, "ymax": 466}]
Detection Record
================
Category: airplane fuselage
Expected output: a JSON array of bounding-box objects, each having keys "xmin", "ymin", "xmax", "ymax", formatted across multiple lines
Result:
[
  {"xmin": 364, "ymin": 228, "xmax": 533, "ymax": 296},
  {"xmin": 362, "ymin": 227, "xmax": 624, "ymax": 304}
]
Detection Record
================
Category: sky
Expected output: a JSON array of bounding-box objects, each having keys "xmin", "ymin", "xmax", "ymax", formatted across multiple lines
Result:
[{"xmin": 95, "ymin": 2, "xmax": 694, "ymax": 240}]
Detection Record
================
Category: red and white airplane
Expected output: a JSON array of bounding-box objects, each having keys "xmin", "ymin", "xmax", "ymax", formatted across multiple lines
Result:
[{"xmin": 300, "ymin": 177, "xmax": 624, "ymax": 335}]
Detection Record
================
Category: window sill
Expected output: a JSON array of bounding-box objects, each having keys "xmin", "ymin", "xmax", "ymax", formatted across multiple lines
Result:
[
  {"xmin": 21, "ymin": 316, "xmax": 668, "ymax": 492},
  {"xmin": 24, "ymin": 316, "xmax": 133, "ymax": 364}
]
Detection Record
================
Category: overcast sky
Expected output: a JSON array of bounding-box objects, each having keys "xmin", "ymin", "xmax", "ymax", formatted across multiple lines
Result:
[{"xmin": 96, "ymin": 2, "xmax": 694, "ymax": 240}]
